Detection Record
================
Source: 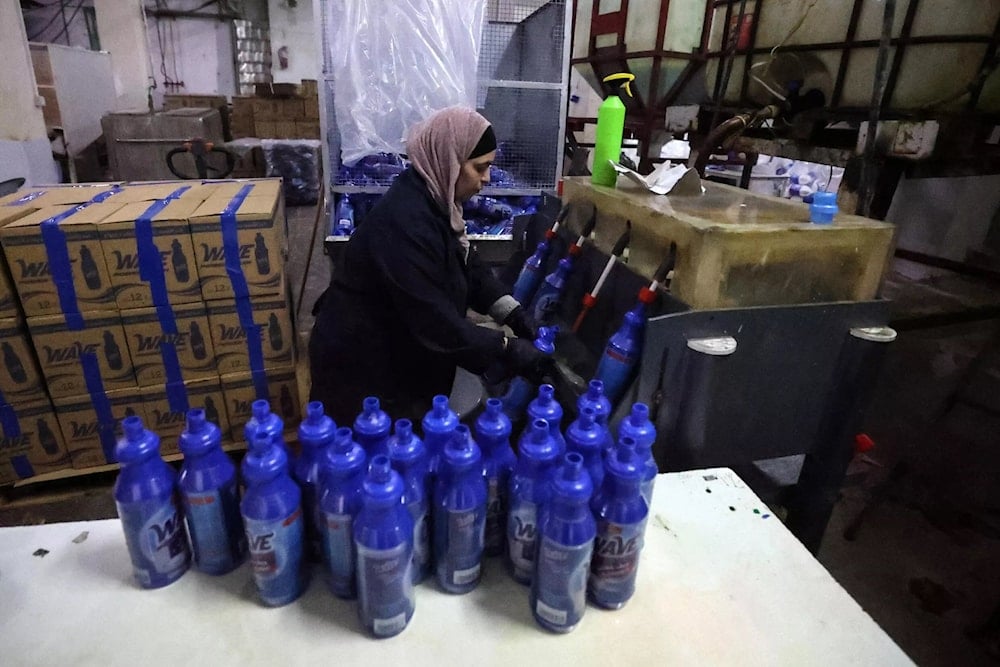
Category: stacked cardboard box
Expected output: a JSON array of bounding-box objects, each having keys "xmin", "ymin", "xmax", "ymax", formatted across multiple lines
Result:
[
  {"xmin": 230, "ymin": 79, "xmax": 320, "ymax": 140},
  {"xmin": 0, "ymin": 178, "xmax": 301, "ymax": 481},
  {"xmin": 163, "ymin": 94, "xmax": 228, "ymax": 112}
]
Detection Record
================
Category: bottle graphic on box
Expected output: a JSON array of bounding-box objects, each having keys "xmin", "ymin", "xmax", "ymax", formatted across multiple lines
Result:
[
  {"xmin": 103, "ymin": 330, "xmax": 123, "ymax": 370},
  {"xmin": 268, "ymin": 313, "xmax": 283, "ymax": 351},
  {"xmin": 37, "ymin": 418, "xmax": 59, "ymax": 455},
  {"xmin": 2, "ymin": 341, "xmax": 27, "ymax": 384},
  {"xmin": 125, "ymin": 406, "xmax": 136, "ymax": 418},
  {"xmin": 254, "ymin": 233, "xmax": 270, "ymax": 276},
  {"xmin": 171, "ymin": 239, "xmax": 190, "ymax": 283},
  {"xmin": 203, "ymin": 396, "xmax": 220, "ymax": 427},
  {"xmin": 80, "ymin": 245, "xmax": 102, "ymax": 290},
  {"xmin": 280, "ymin": 385, "xmax": 295, "ymax": 420},
  {"xmin": 189, "ymin": 322, "xmax": 207, "ymax": 360}
]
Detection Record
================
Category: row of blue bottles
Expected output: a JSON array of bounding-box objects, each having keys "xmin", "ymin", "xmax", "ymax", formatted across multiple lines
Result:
[
  {"xmin": 318, "ymin": 426, "xmax": 366, "ymax": 598},
  {"xmin": 434, "ymin": 426, "xmax": 487, "ymax": 593},
  {"xmin": 476, "ymin": 399, "xmax": 516, "ymax": 557},
  {"xmin": 507, "ymin": 419, "xmax": 560, "ymax": 584},
  {"xmin": 296, "ymin": 402, "xmax": 337, "ymax": 563},
  {"xmin": 387, "ymin": 419, "xmax": 431, "ymax": 583}
]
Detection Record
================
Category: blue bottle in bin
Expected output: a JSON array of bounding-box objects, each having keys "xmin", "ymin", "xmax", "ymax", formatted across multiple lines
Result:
[
  {"xmin": 618, "ymin": 403, "xmax": 658, "ymax": 506},
  {"xmin": 178, "ymin": 408, "xmax": 246, "ymax": 575},
  {"xmin": 512, "ymin": 241, "xmax": 549, "ymax": 305},
  {"xmin": 434, "ymin": 425, "xmax": 488, "ymax": 594},
  {"xmin": 295, "ymin": 401, "xmax": 337, "ymax": 563},
  {"xmin": 507, "ymin": 419, "xmax": 560, "ymax": 585},
  {"xmin": 243, "ymin": 399, "xmax": 286, "ymax": 452},
  {"xmin": 589, "ymin": 438, "xmax": 648, "ymax": 610},
  {"xmin": 353, "ymin": 396, "xmax": 392, "ymax": 457},
  {"xmin": 531, "ymin": 452, "xmax": 596, "ymax": 633},
  {"xmin": 333, "ymin": 194, "xmax": 355, "ymax": 236},
  {"xmin": 474, "ymin": 398, "xmax": 517, "ymax": 557},
  {"xmin": 241, "ymin": 431, "xmax": 308, "ymax": 607},
  {"xmin": 565, "ymin": 407, "xmax": 605, "ymax": 492},
  {"xmin": 529, "ymin": 257, "xmax": 573, "ymax": 326},
  {"xmin": 114, "ymin": 416, "xmax": 191, "ymax": 589},
  {"xmin": 317, "ymin": 427, "xmax": 367, "ymax": 599},
  {"xmin": 388, "ymin": 419, "xmax": 432, "ymax": 584},
  {"xmin": 594, "ymin": 290, "xmax": 655, "ymax": 405},
  {"xmin": 355, "ymin": 455, "xmax": 415, "ymax": 638}
]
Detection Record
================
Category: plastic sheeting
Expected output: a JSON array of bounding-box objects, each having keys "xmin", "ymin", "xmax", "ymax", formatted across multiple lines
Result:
[
  {"xmin": 262, "ymin": 139, "xmax": 322, "ymax": 206},
  {"xmin": 326, "ymin": 0, "xmax": 486, "ymax": 165}
]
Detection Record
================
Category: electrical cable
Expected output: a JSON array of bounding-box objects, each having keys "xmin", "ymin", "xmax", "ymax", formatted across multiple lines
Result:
[
  {"xmin": 859, "ymin": 0, "xmax": 896, "ymax": 218},
  {"xmin": 41, "ymin": 0, "xmax": 86, "ymax": 46},
  {"xmin": 26, "ymin": 1, "xmax": 68, "ymax": 41}
]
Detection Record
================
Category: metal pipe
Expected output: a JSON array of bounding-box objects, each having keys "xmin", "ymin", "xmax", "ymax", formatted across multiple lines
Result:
[{"xmin": 858, "ymin": 0, "xmax": 896, "ymax": 217}]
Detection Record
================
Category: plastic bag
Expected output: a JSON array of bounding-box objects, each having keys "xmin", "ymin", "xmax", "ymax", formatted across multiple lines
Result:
[
  {"xmin": 327, "ymin": 0, "xmax": 486, "ymax": 165},
  {"xmin": 262, "ymin": 139, "xmax": 322, "ymax": 206}
]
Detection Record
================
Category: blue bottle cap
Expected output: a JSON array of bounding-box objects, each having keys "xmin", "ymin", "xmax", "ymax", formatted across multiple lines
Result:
[
  {"xmin": 551, "ymin": 452, "xmax": 593, "ymax": 503},
  {"xmin": 441, "ymin": 425, "xmax": 482, "ymax": 473},
  {"xmin": 534, "ymin": 326, "xmax": 558, "ymax": 354},
  {"xmin": 475, "ymin": 398, "xmax": 512, "ymax": 440},
  {"xmin": 521, "ymin": 419, "xmax": 559, "ymax": 463},
  {"xmin": 423, "ymin": 394, "xmax": 459, "ymax": 433},
  {"xmin": 362, "ymin": 455, "xmax": 404, "ymax": 506},
  {"xmin": 388, "ymin": 419, "xmax": 425, "ymax": 464},
  {"xmin": 243, "ymin": 431, "xmax": 289, "ymax": 482},
  {"xmin": 178, "ymin": 408, "xmax": 221, "ymax": 457},
  {"xmin": 556, "ymin": 257, "xmax": 572, "ymax": 275},
  {"xmin": 567, "ymin": 407, "xmax": 602, "ymax": 452},
  {"xmin": 244, "ymin": 399, "xmax": 283, "ymax": 446},
  {"xmin": 325, "ymin": 427, "xmax": 366, "ymax": 474},
  {"xmin": 809, "ymin": 191, "xmax": 838, "ymax": 225},
  {"xmin": 251, "ymin": 399, "xmax": 271, "ymax": 423},
  {"xmin": 298, "ymin": 401, "xmax": 337, "ymax": 449},
  {"xmin": 115, "ymin": 416, "xmax": 160, "ymax": 463},
  {"xmin": 579, "ymin": 379, "xmax": 612, "ymax": 420},
  {"xmin": 354, "ymin": 396, "xmax": 390, "ymax": 436},
  {"xmin": 607, "ymin": 437, "xmax": 642, "ymax": 481}
]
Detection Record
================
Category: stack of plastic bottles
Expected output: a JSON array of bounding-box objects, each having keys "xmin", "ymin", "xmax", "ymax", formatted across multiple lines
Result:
[{"xmin": 112, "ymin": 385, "xmax": 659, "ymax": 638}]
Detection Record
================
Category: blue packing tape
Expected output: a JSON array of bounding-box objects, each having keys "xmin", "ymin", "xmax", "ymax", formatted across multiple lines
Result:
[
  {"xmin": 0, "ymin": 399, "xmax": 34, "ymax": 479},
  {"xmin": 220, "ymin": 185, "xmax": 269, "ymax": 399},
  {"xmin": 6, "ymin": 190, "xmax": 46, "ymax": 206},
  {"xmin": 81, "ymin": 351, "xmax": 117, "ymax": 464},
  {"xmin": 135, "ymin": 188, "xmax": 192, "ymax": 413}
]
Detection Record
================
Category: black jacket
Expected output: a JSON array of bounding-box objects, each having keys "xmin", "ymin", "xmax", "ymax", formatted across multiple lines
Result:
[{"xmin": 309, "ymin": 168, "xmax": 509, "ymax": 426}]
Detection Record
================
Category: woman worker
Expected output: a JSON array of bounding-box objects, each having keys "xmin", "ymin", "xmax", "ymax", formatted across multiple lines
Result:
[{"xmin": 309, "ymin": 106, "xmax": 551, "ymax": 426}]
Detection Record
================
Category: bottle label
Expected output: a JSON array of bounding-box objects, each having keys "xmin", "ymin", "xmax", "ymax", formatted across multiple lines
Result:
[
  {"xmin": 117, "ymin": 495, "xmax": 190, "ymax": 588},
  {"xmin": 408, "ymin": 500, "xmax": 430, "ymax": 580},
  {"xmin": 507, "ymin": 499, "xmax": 538, "ymax": 582},
  {"xmin": 183, "ymin": 482, "xmax": 244, "ymax": 573},
  {"xmin": 589, "ymin": 520, "xmax": 643, "ymax": 606},
  {"xmin": 357, "ymin": 542, "xmax": 414, "ymax": 637},
  {"xmin": 245, "ymin": 508, "xmax": 305, "ymax": 606},
  {"xmin": 320, "ymin": 511, "xmax": 354, "ymax": 596},
  {"xmin": 484, "ymin": 476, "xmax": 504, "ymax": 554},
  {"xmin": 595, "ymin": 348, "xmax": 637, "ymax": 402},
  {"xmin": 534, "ymin": 537, "xmax": 593, "ymax": 629},
  {"xmin": 436, "ymin": 507, "xmax": 485, "ymax": 589}
]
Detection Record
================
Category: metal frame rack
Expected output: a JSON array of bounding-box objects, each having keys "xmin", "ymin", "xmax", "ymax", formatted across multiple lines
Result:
[{"xmin": 315, "ymin": 0, "xmax": 572, "ymax": 250}]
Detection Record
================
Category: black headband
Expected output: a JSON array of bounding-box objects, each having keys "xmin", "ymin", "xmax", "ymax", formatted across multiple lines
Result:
[{"xmin": 468, "ymin": 125, "xmax": 497, "ymax": 159}]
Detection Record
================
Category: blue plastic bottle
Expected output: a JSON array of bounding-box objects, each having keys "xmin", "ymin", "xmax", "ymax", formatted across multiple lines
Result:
[
  {"xmin": 333, "ymin": 194, "xmax": 355, "ymax": 236},
  {"xmin": 589, "ymin": 438, "xmax": 648, "ymax": 610},
  {"xmin": 501, "ymin": 326, "xmax": 557, "ymax": 420},
  {"xmin": 354, "ymin": 455, "xmax": 415, "ymax": 638},
  {"xmin": 317, "ymin": 427, "xmax": 366, "ymax": 599},
  {"xmin": 241, "ymin": 431, "xmax": 307, "ymax": 606},
  {"xmin": 594, "ymin": 293, "xmax": 653, "ymax": 404},
  {"xmin": 578, "ymin": 379, "xmax": 614, "ymax": 453},
  {"xmin": 295, "ymin": 401, "xmax": 337, "ymax": 563},
  {"xmin": 565, "ymin": 407, "xmax": 605, "ymax": 492},
  {"xmin": 243, "ymin": 399, "xmax": 285, "ymax": 451},
  {"xmin": 475, "ymin": 398, "xmax": 517, "ymax": 557},
  {"xmin": 528, "ymin": 257, "xmax": 573, "ymax": 325},
  {"xmin": 113, "ymin": 416, "xmax": 191, "ymax": 588},
  {"xmin": 178, "ymin": 408, "xmax": 246, "ymax": 575},
  {"xmin": 531, "ymin": 452, "xmax": 596, "ymax": 633},
  {"xmin": 526, "ymin": 383, "xmax": 566, "ymax": 454},
  {"xmin": 512, "ymin": 241, "xmax": 549, "ymax": 305},
  {"xmin": 618, "ymin": 402, "xmax": 658, "ymax": 506},
  {"xmin": 353, "ymin": 396, "xmax": 392, "ymax": 457},
  {"xmin": 434, "ymin": 425, "xmax": 488, "ymax": 593},
  {"xmin": 387, "ymin": 419, "xmax": 431, "ymax": 584},
  {"xmin": 421, "ymin": 394, "xmax": 459, "ymax": 467},
  {"xmin": 507, "ymin": 419, "xmax": 560, "ymax": 584}
]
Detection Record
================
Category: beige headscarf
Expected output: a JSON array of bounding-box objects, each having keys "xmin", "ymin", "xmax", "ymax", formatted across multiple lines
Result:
[{"xmin": 406, "ymin": 106, "xmax": 492, "ymax": 250}]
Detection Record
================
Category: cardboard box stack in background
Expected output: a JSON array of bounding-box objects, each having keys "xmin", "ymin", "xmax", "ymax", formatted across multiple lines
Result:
[
  {"xmin": 0, "ymin": 177, "xmax": 299, "ymax": 482},
  {"xmin": 229, "ymin": 79, "xmax": 320, "ymax": 140}
]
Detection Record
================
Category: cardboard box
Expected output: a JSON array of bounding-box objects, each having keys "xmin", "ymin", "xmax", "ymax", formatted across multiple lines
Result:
[
  {"xmin": 99, "ymin": 198, "xmax": 203, "ymax": 309},
  {"xmin": 189, "ymin": 180, "xmax": 285, "ymax": 301},
  {"xmin": 110, "ymin": 182, "xmax": 216, "ymax": 205},
  {"xmin": 143, "ymin": 377, "xmax": 229, "ymax": 455},
  {"xmin": 274, "ymin": 121, "xmax": 296, "ymax": 140},
  {"xmin": 221, "ymin": 367, "xmax": 300, "ymax": 443},
  {"xmin": 0, "ymin": 397, "xmax": 70, "ymax": 484},
  {"xmin": 277, "ymin": 98, "xmax": 304, "ymax": 119},
  {"xmin": 55, "ymin": 389, "xmax": 148, "ymax": 469},
  {"xmin": 303, "ymin": 96, "xmax": 320, "ymax": 120},
  {"xmin": 0, "ymin": 256, "xmax": 17, "ymax": 318},
  {"xmin": 0, "ymin": 317, "xmax": 46, "ymax": 402},
  {"xmin": 27, "ymin": 310, "xmax": 136, "ymax": 399},
  {"xmin": 206, "ymin": 295, "xmax": 293, "ymax": 375},
  {"xmin": 254, "ymin": 120, "xmax": 276, "ymax": 138},
  {"xmin": 252, "ymin": 98, "xmax": 280, "ymax": 121},
  {"xmin": 121, "ymin": 302, "xmax": 218, "ymax": 386},
  {"xmin": 294, "ymin": 121, "xmax": 321, "ymax": 139},
  {"xmin": 0, "ymin": 183, "xmax": 121, "ymax": 229},
  {"xmin": 0, "ymin": 202, "xmax": 124, "ymax": 317}
]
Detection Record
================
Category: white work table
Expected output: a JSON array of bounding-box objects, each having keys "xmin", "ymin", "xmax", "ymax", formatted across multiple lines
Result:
[{"xmin": 0, "ymin": 468, "xmax": 912, "ymax": 665}]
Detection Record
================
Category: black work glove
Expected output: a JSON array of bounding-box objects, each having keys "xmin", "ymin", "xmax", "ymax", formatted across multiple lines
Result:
[
  {"xmin": 504, "ymin": 337, "xmax": 554, "ymax": 385},
  {"xmin": 503, "ymin": 305, "xmax": 538, "ymax": 341}
]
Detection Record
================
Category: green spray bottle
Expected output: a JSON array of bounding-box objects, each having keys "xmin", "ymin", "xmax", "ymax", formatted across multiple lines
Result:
[{"xmin": 591, "ymin": 73, "xmax": 636, "ymax": 188}]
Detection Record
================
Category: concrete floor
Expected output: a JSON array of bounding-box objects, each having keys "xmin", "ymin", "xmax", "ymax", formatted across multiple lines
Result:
[{"xmin": 3, "ymin": 203, "xmax": 1000, "ymax": 665}]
